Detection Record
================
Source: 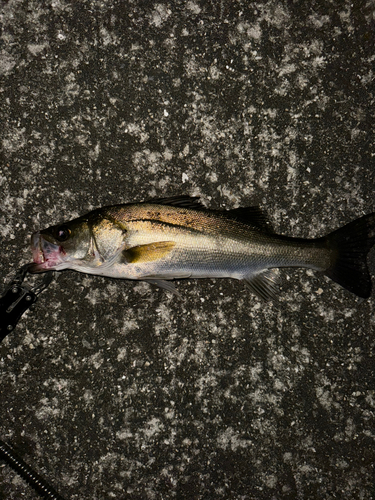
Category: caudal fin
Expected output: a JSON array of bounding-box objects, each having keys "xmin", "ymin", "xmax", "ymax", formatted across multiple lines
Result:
[{"xmin": 323, "ymin": 213, "xmax": 375, "ymax": 298}]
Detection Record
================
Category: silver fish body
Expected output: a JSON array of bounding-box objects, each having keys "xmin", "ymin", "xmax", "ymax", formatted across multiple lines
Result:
[{"xmin": 29, "ymin": 196, "xmax": 375, "ymax": 300}]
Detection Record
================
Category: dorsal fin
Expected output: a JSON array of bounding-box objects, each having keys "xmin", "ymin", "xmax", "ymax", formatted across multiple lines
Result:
[
  {"xmin": 225, "ymin": 206, "xmax": 274, "ymax": 233},
  {"xmin": 147, "ymin": 197, "xmax": 273, "ymax": 231},
  {"xmin": 148, "ymin": 195, "xmax": 205, "ymax": 210}
]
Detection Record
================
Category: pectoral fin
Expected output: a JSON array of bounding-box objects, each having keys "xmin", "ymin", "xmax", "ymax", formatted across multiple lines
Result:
[{"xmin": 123, "ymin": 241, "xmax": 176, "ymax": 264}]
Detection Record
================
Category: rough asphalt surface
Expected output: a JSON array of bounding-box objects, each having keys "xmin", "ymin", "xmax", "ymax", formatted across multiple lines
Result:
[{"xmin": 1, "ymin": 1, "xmax": 374, "ymax": 499}]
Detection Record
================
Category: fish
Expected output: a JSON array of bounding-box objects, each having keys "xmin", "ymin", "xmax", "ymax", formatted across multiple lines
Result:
[{"xmin": 29, "ymin": 196, "xmax": 375, "ymax": 300}]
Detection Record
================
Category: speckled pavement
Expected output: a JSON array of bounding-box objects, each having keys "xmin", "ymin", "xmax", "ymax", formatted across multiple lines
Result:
[{"xmin": 1, "ymin": 1, "xmax": 375, "ymax": 499}]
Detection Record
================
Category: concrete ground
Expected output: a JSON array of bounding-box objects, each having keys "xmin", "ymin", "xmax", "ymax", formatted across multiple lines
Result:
[{"xmin": 1, "ymin": 1, "xmax": 374, "ymax": 499}]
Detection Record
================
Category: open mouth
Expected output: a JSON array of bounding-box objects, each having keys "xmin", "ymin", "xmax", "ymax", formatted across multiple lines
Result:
[
  {"xmin": 30, "ymin": 232, "xmax": 65, "ymax": 272},
  {"xmin": 31, "ymin": 232, "xmax": 45, "ymax": 264}
]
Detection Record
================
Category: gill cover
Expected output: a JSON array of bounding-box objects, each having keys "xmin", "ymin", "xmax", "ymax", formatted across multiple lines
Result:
[{"xmin": 30, "ymin": 210, "xmax": 130, "ymax": 273}]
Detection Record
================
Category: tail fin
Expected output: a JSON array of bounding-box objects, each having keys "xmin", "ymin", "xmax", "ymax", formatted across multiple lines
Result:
[{"xmin": 323, "ymin": 213, "xmax": 375, "ymax": 298}]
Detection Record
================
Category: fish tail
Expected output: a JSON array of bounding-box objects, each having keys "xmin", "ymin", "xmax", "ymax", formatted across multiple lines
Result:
[{"xmin": 323, "ymin": 213, "xmax": 375, "ymax": 298}]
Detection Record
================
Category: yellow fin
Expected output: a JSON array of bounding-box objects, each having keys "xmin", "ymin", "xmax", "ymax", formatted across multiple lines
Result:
[{"xmin": 123, "ymin": 241, "xmax": 176, "ymax": 263}]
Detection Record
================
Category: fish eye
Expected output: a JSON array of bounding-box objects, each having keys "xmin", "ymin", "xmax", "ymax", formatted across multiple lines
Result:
[{"xmin": 56, "ymin": 225, "xmax": 71, "ymax": 242}]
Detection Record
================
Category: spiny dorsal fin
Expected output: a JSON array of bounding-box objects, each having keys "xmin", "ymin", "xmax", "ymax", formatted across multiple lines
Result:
[
  {"xmin": 123, "ymin": 241, "xmax": 176, "ymax": 264},
  {"xmin": 225, "ymin": 206, "xmax": 274, "ymax": 233},
  {"xmin": 148, "ymin": 195, "xmax": 205, "ymax": 210}
]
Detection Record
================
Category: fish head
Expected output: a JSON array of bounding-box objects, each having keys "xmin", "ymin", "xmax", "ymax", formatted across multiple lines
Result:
[
  {"xmin": 30, "ymin": 211, "xmax": 128, "ymax": 274},
  {"xmin": 30, "ymin": 217, "xmax": 93, "ymax": 273}
]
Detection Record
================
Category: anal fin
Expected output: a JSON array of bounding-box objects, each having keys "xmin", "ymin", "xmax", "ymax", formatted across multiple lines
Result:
[{"xmin": 243, "ymin": 269, "xmax": 281, "ymax": 301}]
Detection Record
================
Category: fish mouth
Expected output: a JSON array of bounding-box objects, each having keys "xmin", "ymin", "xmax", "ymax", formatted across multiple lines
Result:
[{"xmin": 29, "ymin": 232, "xmax": 66, "ymax": 273}]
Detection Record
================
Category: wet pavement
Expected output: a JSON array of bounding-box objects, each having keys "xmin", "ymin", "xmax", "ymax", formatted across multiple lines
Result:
[{"xmin": 1, "ymin": 1, "xmax": 375, "ymax": 499}]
